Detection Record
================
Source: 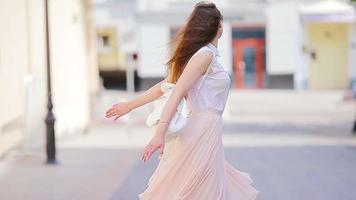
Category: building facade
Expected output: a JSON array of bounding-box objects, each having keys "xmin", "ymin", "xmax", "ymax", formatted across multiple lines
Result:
[
  {"xmin": 94, "ymin": 0, "xmax": 356, "ymax": 90},
  {"xmin": 135, "ymin": 0, "xmax": 356, "ymax": 90}
]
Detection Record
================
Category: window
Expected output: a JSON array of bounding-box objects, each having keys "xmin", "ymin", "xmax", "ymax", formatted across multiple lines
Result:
[{"xmin": 97, "ymin": 35, "xmax": 111, "ymax": 53}]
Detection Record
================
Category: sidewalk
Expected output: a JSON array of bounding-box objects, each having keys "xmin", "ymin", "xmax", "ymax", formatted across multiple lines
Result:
[{"xmin": 0, "ymin": 125, "xmax": 149, "ymax": 200}]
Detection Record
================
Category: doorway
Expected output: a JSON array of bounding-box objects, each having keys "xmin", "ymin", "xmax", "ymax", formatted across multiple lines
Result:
[
  {"xmin": 232, "ymin": 28, "xmax": 266, "ymax": 89},
  {"xmin": 307, "ymin": 23, "xmax": 348, "ymax": 89}
]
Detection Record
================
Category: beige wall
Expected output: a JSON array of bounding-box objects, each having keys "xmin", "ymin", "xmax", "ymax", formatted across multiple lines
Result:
[
  {"xmin": 0, "ymin": 0, "xmax": 29, "ymax": 155},
  {"xmin": 0, "ymin": 0, "xmax": 99, "ymax": 155}
]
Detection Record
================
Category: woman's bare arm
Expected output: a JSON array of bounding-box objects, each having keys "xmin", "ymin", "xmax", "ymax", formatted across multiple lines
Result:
[
  {"xmin": 105, "ymin": 77, "xmax": 168, "ymax": 119},
  {"xmin": 141, "ymin": 50, "xmax": 213, "ymax": 161},
  {"xmin": 127, "ymin": 78, "xmax": 167, "ymax": 111},
  {"xmin": 158, "ymin": 51, "xmax": 213, "ymax": 132}
]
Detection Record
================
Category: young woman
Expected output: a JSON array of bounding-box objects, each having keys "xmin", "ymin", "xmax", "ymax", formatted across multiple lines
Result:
[{"xmin": 106, "ymin": 1, "xmax": 259, "ymax": 199}]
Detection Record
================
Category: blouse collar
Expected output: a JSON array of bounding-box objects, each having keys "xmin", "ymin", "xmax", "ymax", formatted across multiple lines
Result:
[{"xmin": 207, "ymin": 43, "xmax": 221, "ymax": 57}]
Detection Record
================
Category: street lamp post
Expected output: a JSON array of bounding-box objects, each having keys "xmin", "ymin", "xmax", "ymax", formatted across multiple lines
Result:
[{"xmin": 44, "ymin": 0, "xmax": 57, "ymax": 164}]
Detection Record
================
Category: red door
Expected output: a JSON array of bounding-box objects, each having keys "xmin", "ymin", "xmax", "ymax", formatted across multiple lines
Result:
[{"xmin": 233, "ymin": 39, "xmax": 265, "ymax": 89}]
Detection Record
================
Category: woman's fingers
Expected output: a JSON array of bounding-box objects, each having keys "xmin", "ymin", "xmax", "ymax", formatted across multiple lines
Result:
[
  {"xmin": 142, "ymin": 146, "xmax": 152, "ymax": 162},
  {"xmin": 142, "ymin": 144, "xmax": 160, "ymax": 162},
  {"xmin": 107, "ymin": 108, "xmax": 118, "ymax": 116},
  {"xmin": 105, "ymin": 102, "xmax": 130, "ymax": 119},
  {"xmin": 105, "ymin": 109, "xmax": 115, "ymax": 117},
  {"xmin": 105, "ymin": 106, "xmax": 116, "ymax": 115},
  {"xmin": 105, "ymin": 112, "xmax": 114, "ymax": 118},
  {"xmin": 159, "ymin": 144, "xmax": 164, "ymax": 156},
  {"xmin": 145, "ymin": 146, "xmax": 157, "ymax": 161},
  {"xmin": 105, "ymin": 104, "xmax": 120, "ymax": 116},
  {"xmin": 114, "ymin": 115, "xmax": 121, "ymax": 120},
  {"xmin": 142, "ymin": 145, "xmax": 151, "ymax": 161},
  {"xmin": 105, "ymin": 107, "xmax": 121, "ymax": 118},
  {"xmin": 106, "ymin": 111, "xmax": 116, "ymax": 118}
]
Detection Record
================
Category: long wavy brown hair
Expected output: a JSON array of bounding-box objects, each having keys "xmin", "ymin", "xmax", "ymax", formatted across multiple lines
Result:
[{"xmin": 166, "ymin": 1, "xmax": 223, "ymax": 83}]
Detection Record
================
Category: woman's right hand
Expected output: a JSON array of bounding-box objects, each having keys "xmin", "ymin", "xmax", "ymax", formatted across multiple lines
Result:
[{"xmin": 105, "ymin": 101, "xmax": 132, "ymax": 120}]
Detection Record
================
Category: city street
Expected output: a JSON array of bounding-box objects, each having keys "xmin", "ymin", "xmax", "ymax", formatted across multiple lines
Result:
[
  {"xmin": 0, "ymin": 90, "xmax": 355, "ymax": 200},
  {"xmin": 2, "ymin": 1, "xmax": 356, "ymax": 200}
]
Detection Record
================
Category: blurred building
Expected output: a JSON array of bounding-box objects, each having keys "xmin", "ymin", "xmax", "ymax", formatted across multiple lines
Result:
[
  {"xmin": 95, "ymin": 0, "xmax": 356, "ymax": 90},
  {"xmin": 0, "ymin": 0, "xmax": 99, "ymax": 156},
  {"xmin": 94, "ymin": 0, "xmax": 139, "ymax": 90},
  {"xmin": 298, "ymin": 0, "xmax": 356, "ymax": 90}
]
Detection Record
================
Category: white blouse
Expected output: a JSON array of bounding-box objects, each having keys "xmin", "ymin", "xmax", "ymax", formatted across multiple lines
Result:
[{"xmin": 187, "ymin": 43, "xmax": 231, "ymax": 115}]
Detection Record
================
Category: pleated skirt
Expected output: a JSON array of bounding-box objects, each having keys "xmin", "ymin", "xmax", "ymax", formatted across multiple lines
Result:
[{"xmin": 138, "ymin": 110, "xmax": 260, "ymax": 200}]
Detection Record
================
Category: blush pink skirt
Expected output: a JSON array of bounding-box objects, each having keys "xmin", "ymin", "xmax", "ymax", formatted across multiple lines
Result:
[{"xmin": 139, "ymin": 111, "xmax": 260, "ymax": 200}]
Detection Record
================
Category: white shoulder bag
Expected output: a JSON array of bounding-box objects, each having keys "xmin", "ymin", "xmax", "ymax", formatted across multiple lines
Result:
[{"xmin": 145, "ymin": 49, "xmax": 216, "ymax": 141}]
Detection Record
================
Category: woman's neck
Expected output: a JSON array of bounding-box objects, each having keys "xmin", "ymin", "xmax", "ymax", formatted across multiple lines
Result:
[{"xmin": 210, "ymin": 38, "xmax": 218, "ymax": 48}]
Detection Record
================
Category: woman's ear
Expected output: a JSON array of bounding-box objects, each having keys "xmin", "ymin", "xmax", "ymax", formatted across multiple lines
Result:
[{"xmin": 218, "ymin": 21, "xmax": 223, "ymax": 38}]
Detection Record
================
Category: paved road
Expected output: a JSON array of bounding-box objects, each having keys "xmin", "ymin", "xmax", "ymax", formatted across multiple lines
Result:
[{"xmin": 111, "ymin": 145, "xmax": 356, "ymax": 200}]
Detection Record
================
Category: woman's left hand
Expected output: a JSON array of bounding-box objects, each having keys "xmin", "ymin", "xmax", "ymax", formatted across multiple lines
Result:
[{"xmin": 142, "ymin": 132, "xmax": 165, "ymax": 162}]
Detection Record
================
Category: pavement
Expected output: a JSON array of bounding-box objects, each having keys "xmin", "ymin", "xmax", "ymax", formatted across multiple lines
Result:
[{"xmin": 0, "ymin": 89, "xmax": 355, "ymax": 200}]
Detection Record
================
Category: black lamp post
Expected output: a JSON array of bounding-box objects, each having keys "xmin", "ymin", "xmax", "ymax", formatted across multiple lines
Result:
[{"xmin": 44, "ymin": 0, "xmax": 57, "ymax": 164}]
